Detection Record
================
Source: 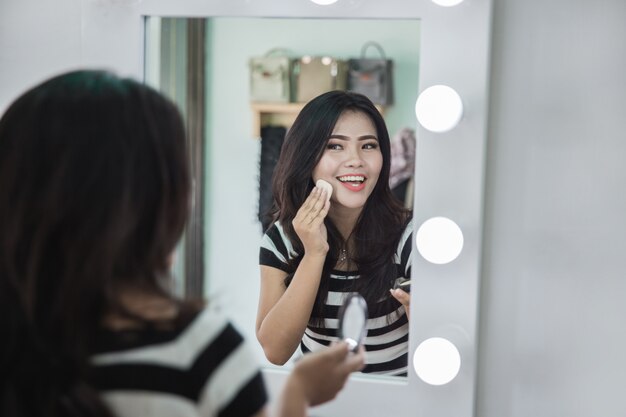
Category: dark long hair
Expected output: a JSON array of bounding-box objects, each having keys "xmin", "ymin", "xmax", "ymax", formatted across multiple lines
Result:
[
  {"xmin": 271, "ymin": 90, "xmax": 410, "ymax": 322},
  {"xmin": 0, "ymin": 70, "xmax": 191, "ymax": 416}
]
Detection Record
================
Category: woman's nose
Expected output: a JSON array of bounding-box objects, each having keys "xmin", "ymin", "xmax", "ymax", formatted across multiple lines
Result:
[{"xmin": 344, "ymin": 148, "xmax": 364, "ymax": 167}]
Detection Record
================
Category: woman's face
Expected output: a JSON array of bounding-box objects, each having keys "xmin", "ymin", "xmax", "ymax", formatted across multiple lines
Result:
[{"xmin": 312, "ymin": 110, "xmax": 383, "ymax": 211}]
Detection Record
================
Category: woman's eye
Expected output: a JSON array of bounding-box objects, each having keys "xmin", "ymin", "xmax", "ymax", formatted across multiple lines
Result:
[
  {"xmin": 363, "ymin": 142, "xmax": 378, "ymax": 150},
  {"xmin": 327, "ymin": 143, "xmax": 343, "ymax": 150}
]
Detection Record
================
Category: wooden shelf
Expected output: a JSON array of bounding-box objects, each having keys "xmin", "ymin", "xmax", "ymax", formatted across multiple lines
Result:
[
  {"xmin": 251, "ymin": 102, "xmax": 304, "ymax": 137},
  {"xmin": 251, "ymin": 102, "xmax": 385, "ymax": 137}
]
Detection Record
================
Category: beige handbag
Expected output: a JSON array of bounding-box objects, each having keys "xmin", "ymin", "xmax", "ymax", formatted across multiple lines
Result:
[
  {"xmin": 249, "ymin": 48, "xmax": 293, "ymax": 103},
  {"xmin": 294, "ymin": 56, "xmax": 347, "ymax": 103}
]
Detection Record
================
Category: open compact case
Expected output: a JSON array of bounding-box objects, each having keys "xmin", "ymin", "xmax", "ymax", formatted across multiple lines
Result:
[
  {"xmin": 393, "ymin": 277, "xmax": 411, "ymax": 293},
  {"xmin": 337, "ymin": 293, "xmax": 368, "ymax": 352}
]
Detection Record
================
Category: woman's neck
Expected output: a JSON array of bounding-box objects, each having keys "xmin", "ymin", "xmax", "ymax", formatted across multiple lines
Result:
[
  {"xmin": 102, "ymin": 287, "xmax": 178, "ymax": 330},
  {"xmin": 328, "ymin": 206, "xmax": 362, "ymax": 241},
  {"xmin": 328, "ymin": 206, "xmax": 362, "ymax": 271}
]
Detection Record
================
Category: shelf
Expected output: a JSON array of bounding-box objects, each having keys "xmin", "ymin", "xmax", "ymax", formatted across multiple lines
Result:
[
  {"xmin": 251, "ymin": 102, "xmax": 385, "ymax": 137},
  {"xmin": 251, "ymin": 102, "xmax": 304, "ymax": 137}
]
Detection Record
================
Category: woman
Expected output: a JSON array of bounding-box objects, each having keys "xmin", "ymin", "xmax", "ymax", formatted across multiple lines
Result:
[
  {"xmin": 0, "ymin": 70, "xmax": 363, "ymax": 417},
  {"xmin": 257, "ymin": 90, "xmax": 413, "ymax": 376}
]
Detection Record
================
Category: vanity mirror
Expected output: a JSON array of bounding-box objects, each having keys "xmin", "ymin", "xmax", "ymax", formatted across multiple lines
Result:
[
  {"xmin": 143, "ymin": 14, "xmax": 421, "ymax": 373},
  {"xmin": 81, "ymin": 1, "xmax": 492, "ymax": 416}
]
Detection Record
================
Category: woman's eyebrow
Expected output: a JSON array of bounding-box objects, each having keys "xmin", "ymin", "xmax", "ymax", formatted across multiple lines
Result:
[{"xmin": 328, "ymin": 134, "xmax": 379, "ymax": 141}]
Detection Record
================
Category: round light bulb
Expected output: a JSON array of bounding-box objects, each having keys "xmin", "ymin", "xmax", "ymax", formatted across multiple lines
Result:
[
  {"xmin": 415, "ymin": 85, "xmax": 463, "ymax": 133},
  {"xmin": 309, "ymin": 0, "xmax": 340, "ymax": 5},
  {"xmin": 413, "ymin": 337, "xmax": 461, "ymax": 385},
  {"xmin": 416, "ymin": 217, "xmax": 463, "ymax": 264},
  {"xmin": 432, "ymin": 0, "xmax": 465, "ymax": 6}
]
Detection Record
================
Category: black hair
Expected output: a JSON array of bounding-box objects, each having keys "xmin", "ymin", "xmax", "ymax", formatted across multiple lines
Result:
[{"xmin": 0, "ymin": 70, "xmax": 191, "ymax": 416}]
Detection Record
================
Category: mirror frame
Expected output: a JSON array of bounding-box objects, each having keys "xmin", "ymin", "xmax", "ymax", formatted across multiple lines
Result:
[{"xmin": 81, "ymin": 1, "xmax": 493, "ymax": 416}]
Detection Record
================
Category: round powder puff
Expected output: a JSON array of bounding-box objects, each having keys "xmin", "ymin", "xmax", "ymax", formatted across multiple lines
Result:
[{"xmin": 316, "ymin": 179, "xmax": 333, "ymax": 203}]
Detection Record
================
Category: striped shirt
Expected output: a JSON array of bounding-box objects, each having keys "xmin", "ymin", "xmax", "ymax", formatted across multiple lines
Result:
[
  {"xmin": 90, "ymin": 305, "xmax": 267, "ymax": 417},
  {"xmin": 259, "ymin": 219, "xmax": 413, "ymax": 377}
]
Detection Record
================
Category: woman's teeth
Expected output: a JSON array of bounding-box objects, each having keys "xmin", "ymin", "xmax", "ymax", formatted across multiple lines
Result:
[{"xmin": 338, "ymin": 175, "xmax": 365, "ymax": 183}]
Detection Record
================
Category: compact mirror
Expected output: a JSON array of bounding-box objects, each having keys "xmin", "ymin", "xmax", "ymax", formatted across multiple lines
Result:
[
  {"xmin": 337, "ymin": 293, "xmax": 368, "ymax": 352},
  {"xmin": 393, "ymin": 277, "xmax": 411, "ymax": 293}
]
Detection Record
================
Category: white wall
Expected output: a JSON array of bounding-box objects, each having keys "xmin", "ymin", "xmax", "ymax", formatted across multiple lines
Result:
[
  {"xmin": 477, "ymin": 1, "xmax": 626, "ymax": 416},
  {"xmin": 1, "ymin": 1, "xmax": 625, "ymax": 416},
  {"xmin": 0, "ymin": 0, "xmax": 82, "ymax": 114}
]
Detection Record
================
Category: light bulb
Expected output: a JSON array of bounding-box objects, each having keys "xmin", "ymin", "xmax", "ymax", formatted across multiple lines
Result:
[
  {"xmin": 416, "ymin": 217, "xmax": 464, "ymax": 264},
  {"xmin": 413, "ymin": 337, "xmax": 461, "ymax": 385},
  {"xmin": 415, "ymin": 85, "xmax": 463, "ymax": 133},
  {"xmin": 432, "ymin": 0, "xmax": 465, "ymax": 6}
]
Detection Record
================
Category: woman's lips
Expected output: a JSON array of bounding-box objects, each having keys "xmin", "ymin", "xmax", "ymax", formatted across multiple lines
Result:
[
  {"xmin": 336, "ymin": 174, "xmax": 367, "ymax": 192},
  {"xmin": 339, "ymin": 181, "xmax": 366, "ymax": 192}
]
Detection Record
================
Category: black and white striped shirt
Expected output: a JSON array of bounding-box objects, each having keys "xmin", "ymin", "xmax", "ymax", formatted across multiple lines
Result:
[
  {"xmin": 90, "ymin": 305, "xmax": 267, "ymax": 417},
  {"xmin": 259, "ymin": 219, "xmax": 413, "ymax": 377}
]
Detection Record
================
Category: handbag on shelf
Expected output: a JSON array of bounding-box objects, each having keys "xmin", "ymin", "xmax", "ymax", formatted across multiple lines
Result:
[
  {"xmin": 294, "ymin": 56, "xmax": 347, "ymax": 103},
  {"xmin": 347, "ymin": 41, "xmax": 394, "ymax": 105},
  {"xmin": 249, "ymin": 48, "xmax": 293, "ymax": 103}
]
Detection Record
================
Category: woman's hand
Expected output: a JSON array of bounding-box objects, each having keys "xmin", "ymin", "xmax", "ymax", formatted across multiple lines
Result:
[
  {"xmin": 390, "ymin": 288, "xmax": 410, "ymax": 320},
  {"xmin": 292, "ymin": 187, "xmax": 330, "ymax": 257},
  {"xmin": 289, "ymin": 342, "xmax": 365, "ymax": 407}
]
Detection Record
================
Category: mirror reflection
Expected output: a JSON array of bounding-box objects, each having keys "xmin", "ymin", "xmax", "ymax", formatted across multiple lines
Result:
[
  {"xmin": 257, "ymin": 91, "xmax": 414, "ymax": 377},
  {"xmin": 146, "ymin": 16, "xmax": 420, "ymax": 379}
]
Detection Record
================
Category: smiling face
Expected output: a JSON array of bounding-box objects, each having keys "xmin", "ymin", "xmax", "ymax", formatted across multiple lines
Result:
[{"xmin": 312, "ymin": 110, "xmax": 383, "ymax": 213}]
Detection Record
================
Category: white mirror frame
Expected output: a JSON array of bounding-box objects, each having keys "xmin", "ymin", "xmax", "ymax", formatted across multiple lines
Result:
[{"xmin": 81, "ymin": 1, "xmax": 492, "ymax": 416}]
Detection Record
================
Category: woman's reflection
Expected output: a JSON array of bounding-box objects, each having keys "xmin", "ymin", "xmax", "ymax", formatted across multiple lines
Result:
[{"xmin": 256, "ymin": 91, "xmax": 413, "ymax": 377}]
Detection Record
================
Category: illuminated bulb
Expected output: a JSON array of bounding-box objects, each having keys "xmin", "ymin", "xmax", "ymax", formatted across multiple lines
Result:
[
  {"xmin": 309, "ymin": 0, "xmax": 340, "ymax": 5},
  {"xmin": 415, "ymin": 85, "xmax": 463, "ymax": 133},
  {"xmin": 413, "ymin": 337, "xmax": 461, "ymax": 385},
  {"xmin": 432, "ymin": 0, "xmax": 465, "ymax": 6},
  {"xmin": 416, "ymin": 217, "xmax": 463, "ymax": 264}
]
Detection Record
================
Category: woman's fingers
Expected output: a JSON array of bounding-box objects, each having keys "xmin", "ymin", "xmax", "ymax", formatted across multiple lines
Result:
[
  {"xmin": 310, "ymin": 197, "xmax": 330, "ymax": 225},
  {"xmin": 295, "ymin": 187, "xmax": 329, "ymax": 225},
  {"xmin": 390, "ymin": 288, "xmax": 409, "ymax": 303},
  {"xmin": 306, "ymin": 189, "xmax": 328, "ymax": 224},
  {"xmin": 292, "ymin": 187, "xmax": 330, "ymax": 256},
  {"xmin": 326, "ymin": 342, "xmax": 366, "ymax": 373},
  {"xmin": 341, "ymin": 344, "xmax": 366, "ymax": 373},
  {"xmin": 390, "ymin": 288, "xmax": 411, "ymax": 320}
]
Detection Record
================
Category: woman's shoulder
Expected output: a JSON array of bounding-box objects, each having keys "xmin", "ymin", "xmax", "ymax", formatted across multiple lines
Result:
[
  {"xmin": 402, "ymin": 216, "xmax": 414, "ymax": 236},
  {"xmin": 260, "ymin": 220, "xmax": 299, "ymax": 266},
  {"xmin": 393, "ymin": 215, "xmax": 413, "ymax": 267},
  {"xmin": 92, "ymin": 301, "xmax": 226, "ymax": 356},
  {"xmin": 92, "ymin": 303, "xmax": 268, "ymax": 417},
  {"xmin": 396, "ymin": 213, "xmax": 413, "ymax": 245},
  {"xmin": 263, "ymin": 220, "xmax": 287, "ymax": 236},
  {"xmin": 91, "ymin": 302, "xmax": 259, "ymax": 389},
  {"xmin": 166, "ymin": 303, "xmax": 247, "ymax": 354}
]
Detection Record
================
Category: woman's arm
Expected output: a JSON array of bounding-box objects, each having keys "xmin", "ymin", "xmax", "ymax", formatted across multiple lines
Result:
[
  {"xmin": 250, "ymin": 343, "xmax": 365, "ymax": 417},
  {"xmin": 256, "ymin": 187, "xmax": 330, "ymax": 364},
  {"xmin": 274, "ymin": 343, "xmax": 365, "ymax": 417},
  {"xmin": 256, "ymin": 257, "xmax": 325, "ymax": 364}
]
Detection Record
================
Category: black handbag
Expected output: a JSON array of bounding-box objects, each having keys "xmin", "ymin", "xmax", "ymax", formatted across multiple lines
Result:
[{"xmin": 347, "ymin": 42, "xmax": 394, "ymax": 105}]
